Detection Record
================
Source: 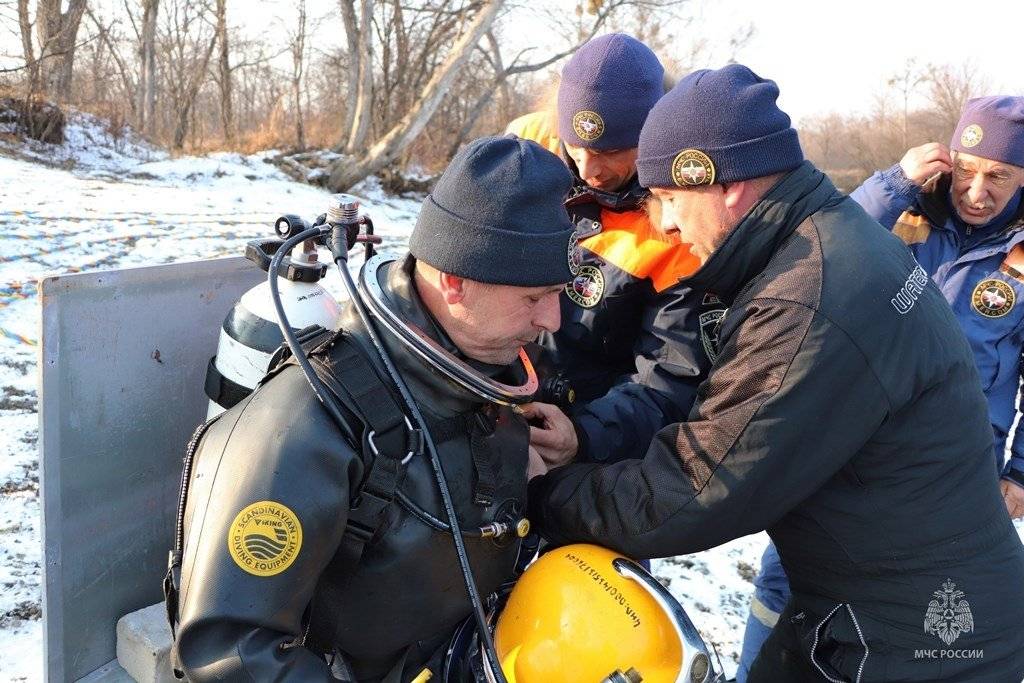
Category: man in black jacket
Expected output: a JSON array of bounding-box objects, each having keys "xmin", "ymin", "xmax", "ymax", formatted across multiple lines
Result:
[
  {"xmin": 169, "ymin": 137, "xmax": 575, "ymax": 682},
  {"xmin": 527, "ymin": 64, "xmax": 1024, "ymax": 681}
]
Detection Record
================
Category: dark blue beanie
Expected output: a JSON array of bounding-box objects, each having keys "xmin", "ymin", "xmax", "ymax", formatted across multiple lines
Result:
[
  {"xmin": 636, "ymin": 64, "xmax": 803, "ymax": 187},
  {"xmin": 410, "ymin": 135, "xmax": 578, "ymax": 287},
  {"xmin": 557, "ymin": 33, "xmax": 664, "ymax": 150}
]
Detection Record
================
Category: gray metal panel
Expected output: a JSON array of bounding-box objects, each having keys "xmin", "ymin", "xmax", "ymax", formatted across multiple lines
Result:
[{"xmin": 39, "ymin": 257, "xmax": 265, "ymax": 682}]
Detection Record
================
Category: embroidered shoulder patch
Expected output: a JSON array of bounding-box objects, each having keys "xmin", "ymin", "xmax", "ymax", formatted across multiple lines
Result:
[{"xmin": 227, "ymin": 500, "xmax": 303, "ymax": 577}]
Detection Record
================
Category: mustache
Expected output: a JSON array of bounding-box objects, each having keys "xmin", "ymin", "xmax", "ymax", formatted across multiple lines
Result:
[{"xmin": 959, "ymin": 192, "xmax": 995, "ymax": 212}]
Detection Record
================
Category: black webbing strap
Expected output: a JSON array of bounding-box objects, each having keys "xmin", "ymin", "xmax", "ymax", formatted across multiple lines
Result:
[
  {"xmin": 468, "ymin": 411, "xmax": 497, "ymax": 507},
  {"xmin": 203, "ymin": 357, "xmax": 252, "ymax": 409},
  {"xmin": 425, "ymin": 410, "xmax": 498, "ymax": 508},
  {"xmin": 307, "ymin": 338, "xmax": 422, "ymax": 558}
]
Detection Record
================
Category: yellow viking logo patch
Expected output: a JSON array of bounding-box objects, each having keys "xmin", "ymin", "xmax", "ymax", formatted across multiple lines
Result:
[
  {"xmin": 671, "ymin": 149, "xmax": 716, "ymax": 187},
  {"xmin": 971, "ymin": 279, "xmax": 1015, "ymax": 318},
  {"xmin": 961, "ymin": 124, "xmax": 984, "ymax": 148},
  {"xmin": 228, "ymin": 500, "xmax": 303, "ymax": 577},
  {"xmin": 572, "ymin": 110, "xmax": 605, "ymax": 142}
]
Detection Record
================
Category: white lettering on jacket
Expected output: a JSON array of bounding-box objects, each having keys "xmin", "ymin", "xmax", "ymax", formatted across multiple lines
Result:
[{"xmin": 891, "ymin": 265, "xmax": 929, "ymax": 315}]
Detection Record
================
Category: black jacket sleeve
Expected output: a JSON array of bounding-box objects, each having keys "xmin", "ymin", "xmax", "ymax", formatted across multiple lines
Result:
[
  {"xmin": 573, "ymin": 283, "xmax": 712, "ymax": 463},
  {"xmin": 174, "ymin": 367, "xmax": 364, "ymax": 681},
  {"xmin": 529, "ymin": 299, "xmax": 889, "ymax": 558}
]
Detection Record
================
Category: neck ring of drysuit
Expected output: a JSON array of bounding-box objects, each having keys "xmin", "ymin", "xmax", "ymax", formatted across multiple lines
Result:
[{"xmin": 359, "ymin": 254, "xmax": 539, "ymax": 406}]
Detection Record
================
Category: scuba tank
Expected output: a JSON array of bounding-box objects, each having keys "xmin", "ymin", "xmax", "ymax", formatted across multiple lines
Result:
[{"xmin": 204, "ymin": 215, "xmax": 343, "ymax": 418}]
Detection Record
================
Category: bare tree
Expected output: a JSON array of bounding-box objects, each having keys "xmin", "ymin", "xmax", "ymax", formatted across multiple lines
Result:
[
  {"xmin": 85, "ymin": 7, "xmax": 135, "ymax": 114},
  {"xmin": 340, "ymin": 0, "xmax": 372, "ymax": 154},
  {"xmin": 161, "ymin": 0, "xmax": 217, "ymax": 149},
  {"xmin": 17, "ymin": 0, "xmax": 38, "ymax": 89},
  {"xmin": 214, "ymin": 0, "xmax": 232, "ymax": 143},
  {"xmin": 289, "ymin": 0, "xmax": 307, "ymax": 149},
  {"xmin": 137, "ymin": 0, "xmax": 158, "ymax": 135},
  {"xmin": 925, "ymin": 62, "xmax": 988, "ymax": 136},
  {"xmin": 34, "ymin": 0, "xmax": 88, "ymax": 99},
  {"xmin": 328, "ymin": 0, "xmax": 503, "ymax": 191},
  {"xmin": 887, "ymin": 58, "xmax": 925, "ymax": 149}
]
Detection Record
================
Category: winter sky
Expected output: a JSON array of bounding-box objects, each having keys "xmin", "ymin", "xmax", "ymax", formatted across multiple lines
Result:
[
  {"xmin": 3, "ymin": 0, "xmax": 1023, "ymax": 125},
  {"xmin": 239, "ymin": 0, "xmax": 1024, "ymax": 124}
]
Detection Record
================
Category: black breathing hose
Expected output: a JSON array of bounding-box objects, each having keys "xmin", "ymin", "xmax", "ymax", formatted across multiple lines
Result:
[
  {"xmin": 267, "ymin": 225, "xmax": 358, "ymax": 447},
  {"xmin": 266, "ymin": 220, "xmax": 508, "ymax": 683},
  {"xmin": 327, "ymin": 224, "xmax": 509, "ymax": 683}
]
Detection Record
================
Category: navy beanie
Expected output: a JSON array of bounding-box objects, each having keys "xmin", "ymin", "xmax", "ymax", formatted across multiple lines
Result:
[
  {"xmin": 410, "ymin": 135, "xmax": 579, "ymax": 287},
  {"xmin": 951, "ymin": 96, "xmax": 1024, "ymax": 168},
  {"xmin": 636, "ymin": 63, "xmax": 803, "ymax": 188},
  {"xmin": 557, "ymin": 33, "xmax": 664, "ymax": 150}
]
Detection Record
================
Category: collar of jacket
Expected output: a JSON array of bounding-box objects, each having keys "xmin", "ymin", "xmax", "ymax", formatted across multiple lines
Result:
[
  {"xmin": 561, "ymin": 145, "xmax": 649, "ymax": 212},
  {"xmin": 918, "ymin": 174, "xmax": 1024, "ymax": 237},
  {"xmin": 354, "ymin": 254, "xmax": 527, "ymax": 417},
  {"xmin": 681, "ymin": 161, "xmax": 840, "ymax": 304}
]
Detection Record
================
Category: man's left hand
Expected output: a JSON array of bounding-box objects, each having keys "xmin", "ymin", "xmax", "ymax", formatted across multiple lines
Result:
[
  {"xmin": 1000, "ymin": 479, "xmax": 1024, "ymax": 519},
  {"xmin": 520, "ymin": 402, "xmax": 578, "ymax": 467}
]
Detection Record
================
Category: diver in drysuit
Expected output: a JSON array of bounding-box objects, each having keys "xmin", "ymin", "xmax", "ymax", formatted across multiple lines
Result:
[{"xmin": 165, "ymin": 136, "xmax": 577, "ymax": 682}]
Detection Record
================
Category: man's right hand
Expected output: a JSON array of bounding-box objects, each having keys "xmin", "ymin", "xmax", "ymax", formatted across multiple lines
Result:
[{"xmin": 898, "ymin": 142, "xmax": 953, "ymax": 186}]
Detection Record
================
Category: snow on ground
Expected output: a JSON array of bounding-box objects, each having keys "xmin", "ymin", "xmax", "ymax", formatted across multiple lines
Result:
[
  {"xmin": 1, "ymin": 113, "xmax": 1022, "ymax": 682},
  {"xmin": 0, "ymin": 113, "xmax": 421, "ymax": 681}
]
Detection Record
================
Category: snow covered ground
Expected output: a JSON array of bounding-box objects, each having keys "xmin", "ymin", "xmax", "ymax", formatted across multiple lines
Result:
[{"xmin": 1, "ymin": 113, "xmax": 1019, "ymax": 682}]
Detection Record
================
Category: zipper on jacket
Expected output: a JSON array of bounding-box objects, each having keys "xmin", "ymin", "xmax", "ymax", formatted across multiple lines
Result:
[{"xmin": 809, "ymin": 603, "xmax": 869, "ymax": 683}]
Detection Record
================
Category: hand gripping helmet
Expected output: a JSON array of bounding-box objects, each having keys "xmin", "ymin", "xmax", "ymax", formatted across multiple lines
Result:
[{"xmin": 491, "ymin": 544, "xmax": 717, "ymax": 683}]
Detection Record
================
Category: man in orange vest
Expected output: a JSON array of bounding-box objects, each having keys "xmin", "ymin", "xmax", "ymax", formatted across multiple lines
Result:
[{"xmin": 510, "ymin": 33, "xmax": 719, "ymax": 466}]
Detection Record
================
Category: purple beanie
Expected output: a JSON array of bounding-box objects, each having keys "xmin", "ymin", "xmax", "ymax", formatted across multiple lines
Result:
[
  {"xmin": 557, "ymin": 33, "xmax": 664, "ymax": 150},
  {"xmin": 951, "ymin": 96, "xmax": 1024, "ymax": 168},
  {"xmin": 636, "ymin": 64, "xmax": 803, "ymax": 188}
]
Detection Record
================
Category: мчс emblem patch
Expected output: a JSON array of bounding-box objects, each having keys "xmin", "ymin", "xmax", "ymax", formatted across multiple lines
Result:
[
  {"xmin": 960, "ymin": 124, "xmax": 983, "ymax": 148},
  {"xmin": 228, "ymin": 500, "xmax": 303, "ymax": 577},
  {"xmin": 572, "ymin": 110, "xmax": 605, "ymax": 142},
  {"xmin": 971, "ymin": 279, "xmax": 1015, "ymax": 318},
  {"xmin": 565, "ymin": 265, "xmax": 604, "ymax": 308},
  {"xmin": 671, "ymin": 149, "xmax": 716, "ymax": 187}
]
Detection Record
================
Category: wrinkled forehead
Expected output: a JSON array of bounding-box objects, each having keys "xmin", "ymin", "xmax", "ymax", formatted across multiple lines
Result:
[{"xmin": 953, "ymin": 150, "xmax": 1024, "ymax": 175}]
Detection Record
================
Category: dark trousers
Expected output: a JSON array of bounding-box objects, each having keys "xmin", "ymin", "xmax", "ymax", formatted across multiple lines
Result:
[{"xmin": 747, "ymin": 603, "xmax": 821, "ymax": 683}]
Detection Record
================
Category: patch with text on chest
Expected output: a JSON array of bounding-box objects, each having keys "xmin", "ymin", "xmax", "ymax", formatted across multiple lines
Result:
[
  {"xmin": 565, "ymin": 265, "xmax": 605, "ymax": 308},
  {"xmin": 972, "ymin": 279, "xmax": 1015, "ymax": 318}
]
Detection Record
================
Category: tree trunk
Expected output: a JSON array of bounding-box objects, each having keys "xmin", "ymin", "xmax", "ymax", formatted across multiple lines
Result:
[
  {"xmin": 329, "ymin": 0, "xmax": 504, "ymax": 192},
  {"xmin": 215, "ymin": 0, "xmax": 234, "ymax": 144},
  {"xmin": 35, "ymin": 0, "xmax": 88, "ymax": 101},
  {"xmin": 172, "ymin": 30, "xmax": 218, "ymax": 149},
  {"xmin": 343, "ymin": 0, "xmax": 373, "ymax": 154},
  {"xmin": 138, "ymin": 0, "xmax": 159, "ymax": 135},
  {"xmin": 291, "ymin": 0, "xmax": 306, "ymax": 150},
  {"xmin": 17, "ymin": 0, "xmax": 39, "ymax": 90},
  {"xmin": 339, "ymin": 0, "xmax": 360, "ymax": 142}
]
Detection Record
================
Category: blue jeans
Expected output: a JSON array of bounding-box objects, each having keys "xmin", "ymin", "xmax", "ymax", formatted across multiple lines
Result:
[{"xmin": 736, "ymin": 542, "xmax": 791, "ymax": 683}]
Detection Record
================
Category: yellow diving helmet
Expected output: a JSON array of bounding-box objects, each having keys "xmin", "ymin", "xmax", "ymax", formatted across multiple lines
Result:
[{"xmin": 490, "ymin": 544, "xmax": 716, "ymax": 683}]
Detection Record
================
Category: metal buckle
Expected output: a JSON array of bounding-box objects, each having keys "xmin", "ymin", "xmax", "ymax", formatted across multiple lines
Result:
[{"xmin": 366, "ymin": 418, "xmax": 418, "ymax": 465}]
